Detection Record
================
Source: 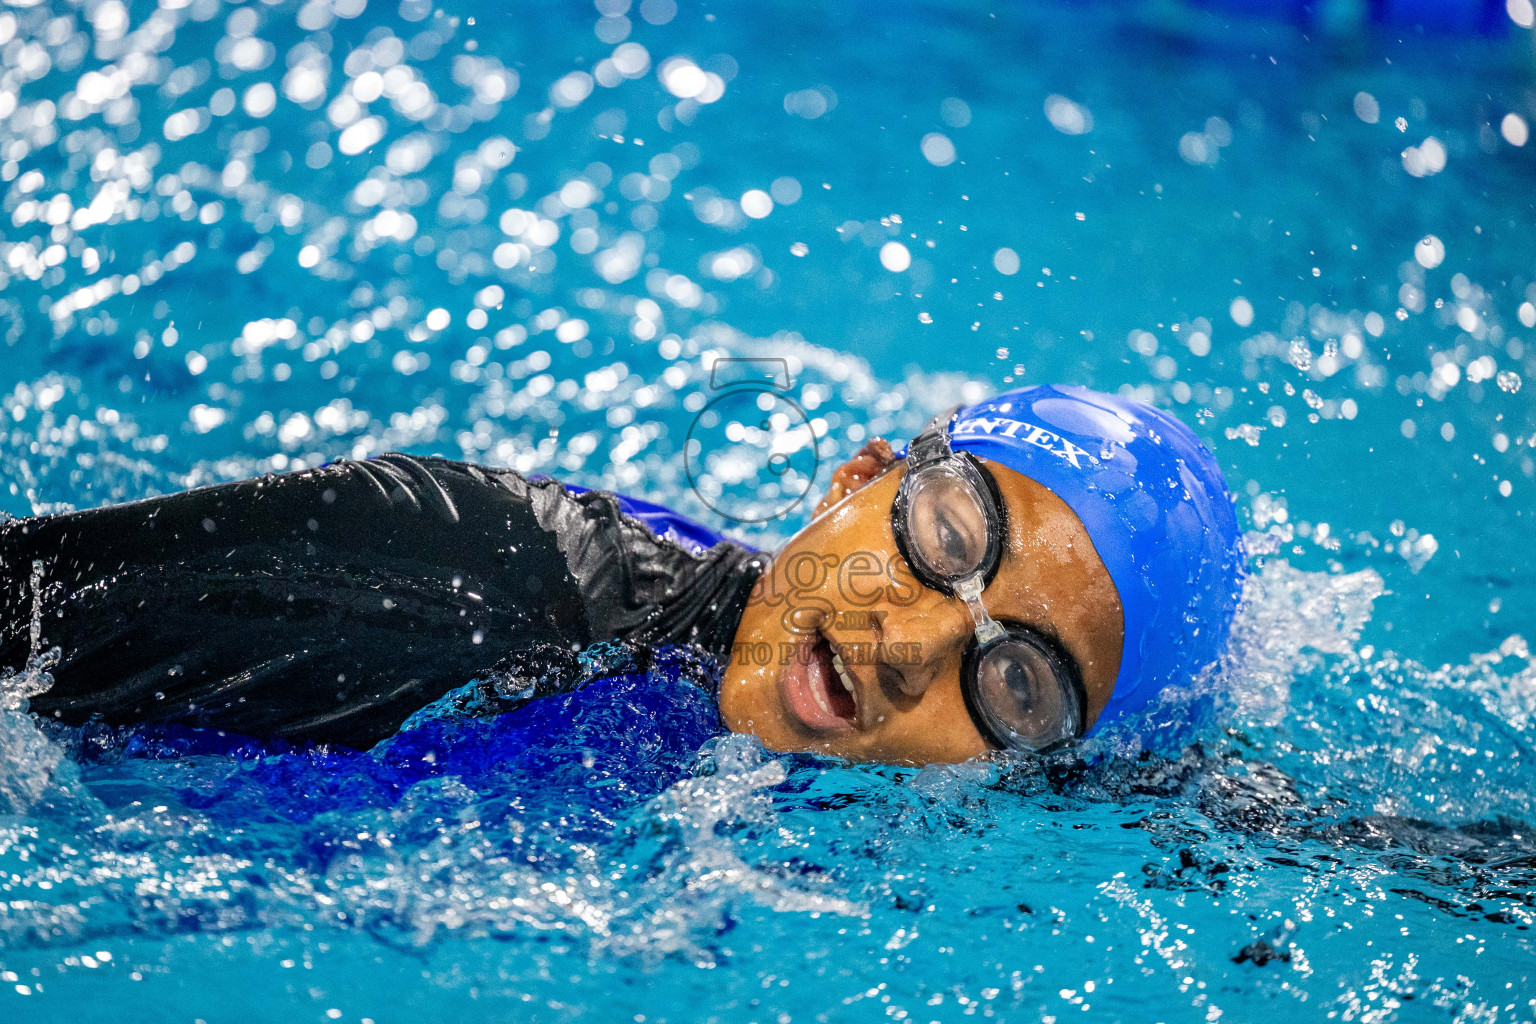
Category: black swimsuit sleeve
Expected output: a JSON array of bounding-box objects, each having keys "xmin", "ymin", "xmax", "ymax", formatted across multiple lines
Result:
[
  {"xmin": 518, "ymin": 481, "xmax": 767, "ymax": 659},
  {"xmin": 0, "ymin": 454, "xmax": 763, "ymax": 749}
]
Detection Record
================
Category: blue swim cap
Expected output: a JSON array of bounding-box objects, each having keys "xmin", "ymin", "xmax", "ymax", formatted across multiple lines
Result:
[{"xmin": 942, "ymin": 385, "xmax": 1246, "ymax": 737}]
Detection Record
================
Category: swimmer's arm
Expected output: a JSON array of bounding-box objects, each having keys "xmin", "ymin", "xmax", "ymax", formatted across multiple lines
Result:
[{"xmin": 2, "ymin": 454, "xmax": 593, "ymax": 746}]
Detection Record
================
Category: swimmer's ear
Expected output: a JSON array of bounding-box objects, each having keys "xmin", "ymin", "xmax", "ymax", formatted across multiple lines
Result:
[{"xmin": 812, "ymin": 438, "xmax": 896, "ymax": 518}]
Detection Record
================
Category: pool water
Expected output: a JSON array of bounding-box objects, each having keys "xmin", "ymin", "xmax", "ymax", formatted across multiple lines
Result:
[{"xmin": 2, "ymin": 0, "xmax": 1534, "ymax": 1019}]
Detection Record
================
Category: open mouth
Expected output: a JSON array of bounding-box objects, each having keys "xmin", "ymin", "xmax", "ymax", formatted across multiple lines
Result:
[{"xmin": 780, "ymin": 632, "xmax": 859, "ymax": 734}]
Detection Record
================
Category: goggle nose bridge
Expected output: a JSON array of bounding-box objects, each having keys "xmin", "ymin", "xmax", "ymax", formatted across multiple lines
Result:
[{"xmin": 953, "ymin": 573, "xmax": 1005, "ymax": 645}]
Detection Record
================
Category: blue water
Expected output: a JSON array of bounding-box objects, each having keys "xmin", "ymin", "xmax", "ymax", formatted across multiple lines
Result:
[{"xmin": 2, "ymin": 0, "xmax": 1534, "ymax": 1019}]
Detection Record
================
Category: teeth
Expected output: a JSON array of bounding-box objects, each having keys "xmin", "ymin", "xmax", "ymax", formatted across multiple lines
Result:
[{"xmin": 831, "ymin": 651, "xmax": 856, "ymax": 694}]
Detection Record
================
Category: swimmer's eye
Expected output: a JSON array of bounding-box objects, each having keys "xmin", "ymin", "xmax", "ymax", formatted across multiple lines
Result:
[{"xmin": 936, "ymin": 509, "xmax": 980, "ymax": 565}]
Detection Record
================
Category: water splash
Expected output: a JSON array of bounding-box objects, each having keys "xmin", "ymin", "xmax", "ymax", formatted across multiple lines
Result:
[
  {"xmin": 597, "ymin": 735, "xmax": 866, "ymax": 966},
  {"xmin": 1222, "ymin": 555, "xmax": 1384, "ymax": 727},
  {"xmin": 0, "ymin": 559, "xmax": 63, "ymax": 813}
]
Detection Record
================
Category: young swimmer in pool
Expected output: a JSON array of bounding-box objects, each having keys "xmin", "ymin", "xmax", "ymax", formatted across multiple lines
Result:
[{"xmin": 0, "ymin": 385, "xmax": 1244, "ymax": 764}]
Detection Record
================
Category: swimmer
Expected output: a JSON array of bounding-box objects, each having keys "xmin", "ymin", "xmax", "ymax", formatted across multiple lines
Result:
[{"xmin": 0, "ymin": 385, "xmax": 1244, "ymax": 764}]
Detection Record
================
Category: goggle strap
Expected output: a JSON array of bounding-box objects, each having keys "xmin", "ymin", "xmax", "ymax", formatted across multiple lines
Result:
[{"xmin": 906, "ymin": 405, "xmax": 964, "ymax": 466}]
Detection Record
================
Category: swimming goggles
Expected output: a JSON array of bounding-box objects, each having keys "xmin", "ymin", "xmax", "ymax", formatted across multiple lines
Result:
[{"xmin": 891, "ymin": 407, "xmax": 1086, "ymax": 752}]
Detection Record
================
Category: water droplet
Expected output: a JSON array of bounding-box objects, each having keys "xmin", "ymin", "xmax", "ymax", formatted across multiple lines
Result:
[{"xmin": 1288, "ymin": 340, "xmax": 1312, "ymax": 371}]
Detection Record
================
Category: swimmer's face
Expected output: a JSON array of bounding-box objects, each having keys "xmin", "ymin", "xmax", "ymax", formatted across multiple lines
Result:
[{"xmin": 718, "ymin": 440, "xmax": 1124, "ymax": 765}]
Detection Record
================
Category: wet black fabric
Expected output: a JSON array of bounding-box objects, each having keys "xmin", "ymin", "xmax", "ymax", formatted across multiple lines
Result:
[{"xmin": 0, "ymin": 455, "xmax": 764, "ymax": 749}]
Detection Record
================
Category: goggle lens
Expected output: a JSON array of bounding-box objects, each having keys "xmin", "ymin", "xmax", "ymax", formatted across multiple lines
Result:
[
  {"xmin": 970, "ymin": 635, "xmax": 1081, "ymax": 750},
  {"xmin": 902, "ymin": 462, "xmax": 994, "ymax": 585}
]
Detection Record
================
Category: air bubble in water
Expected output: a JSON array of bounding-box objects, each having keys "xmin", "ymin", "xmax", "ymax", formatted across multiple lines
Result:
[{"xmin": 1496, "ymin": 370, "xmax": 1522, "ymax": 393}]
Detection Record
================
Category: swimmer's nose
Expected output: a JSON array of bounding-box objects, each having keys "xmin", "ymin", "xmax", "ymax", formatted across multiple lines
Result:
[{"xmin": 883, "ymin": 596, "xmax": 974, "ymax": 698}]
